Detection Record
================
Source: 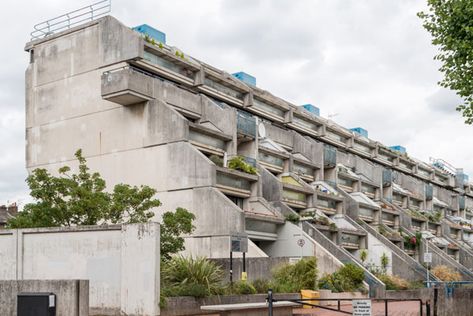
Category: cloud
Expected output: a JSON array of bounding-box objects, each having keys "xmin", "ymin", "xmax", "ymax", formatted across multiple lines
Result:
[
  {"xmin": 0, "ymin": 0, "xmax": 472, "ymax": 201},
  {"xmin": 426, "ymin": 88, "xmax": 464, "ymax": 114}
]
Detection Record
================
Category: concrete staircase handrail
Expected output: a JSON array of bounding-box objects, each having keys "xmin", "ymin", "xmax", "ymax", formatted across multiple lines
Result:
[
  {"xmin": 301, "ymin": 221, "xmax": 385, "ymax": 297},
  {"xmin": 344, "ymin": 216, "xmax": 438, "ymax": 281},
  {"xmin": 387, "ymin": 203, "xmax": 473, "ymax": 280},
  {"xmin": 401, "ymin": 227, "xmax": 473, "ymax": 280}
]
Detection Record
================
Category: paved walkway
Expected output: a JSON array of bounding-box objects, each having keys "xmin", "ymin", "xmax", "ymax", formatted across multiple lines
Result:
[{"xmin": 294, "ymin": 301, "xmax": 423, "ymax": 316}]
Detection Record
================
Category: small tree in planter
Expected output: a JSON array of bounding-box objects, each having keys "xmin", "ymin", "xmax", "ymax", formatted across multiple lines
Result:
[
  {"xmin": 381, "ymin": 253, "xmax": 389, "ymax": 273},
  {"xmin": 360, "ymin": 249, "xmax": 368, "ymax": 265}
]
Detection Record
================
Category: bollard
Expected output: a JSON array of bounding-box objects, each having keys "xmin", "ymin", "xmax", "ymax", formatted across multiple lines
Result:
[{"xmin": 267, "ymin": 289, "xmax": 273, "ymax": 316}]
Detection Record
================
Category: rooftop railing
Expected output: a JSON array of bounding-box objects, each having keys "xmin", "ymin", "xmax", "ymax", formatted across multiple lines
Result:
[{"xmin": 31, "ymin": 0, "xmax": 111, "ymax": 40}]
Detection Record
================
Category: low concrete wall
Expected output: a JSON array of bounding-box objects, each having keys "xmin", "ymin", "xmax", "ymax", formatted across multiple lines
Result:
[
  {"xmin": 0, "ymin": 279, "xmax": 88, "ymax": 316},
  {"xmin": 318, "ymin": 290, "xmax": 368, "ymax": 306},
  {"xmin": 0, "ymin": 223, "xmax": 160, "ymax": 315},
  {"xmin": 161, "ymin": 293, "xmax": 300, "ymax": 316},
  {"xmin": 384, "ymin": 287, "xmax": 473, "ymax": 315},
  {"xmin": 210, "ymin": 257, "xmax": 290, "ymax": 282}
]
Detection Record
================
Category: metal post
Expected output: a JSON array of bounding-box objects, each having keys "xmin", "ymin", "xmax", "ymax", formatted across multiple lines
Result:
[
  {"xmin": 385, "ymin": 299, "xmax": 388, "ymax": 316},
  {"xmin": 243, "ymin": 252, "xmax": 246, "ymax": 274},
  {"xmin": 426, "ymin": 240, "xmax": 430, "ymax": 288},
  {"xmin": 267, "ymin": 289, "xmax": 273, "ymax": 316},
  {"xmin": 230, "ymin": 251, "xmax": 233, "ymax": 285},
  {"xmin": 434, "ymin": 288, "xmax": 438, "ymax": 316},
  {"xmin": 420, "ymin": 300, "xmax": 423, "ymax": 316}
]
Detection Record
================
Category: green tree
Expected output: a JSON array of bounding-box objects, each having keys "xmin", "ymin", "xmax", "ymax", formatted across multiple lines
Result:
[
  {"xmin": 160, "ymin": 208, "xmax": 196, "ymax": 261},
  {"xmin": 419, "ymin": 0, "xmax": 473, "ymax": 124},
  {"xmin": 7, "ymin": 150, "xmax": 160, "ymax": 228}
]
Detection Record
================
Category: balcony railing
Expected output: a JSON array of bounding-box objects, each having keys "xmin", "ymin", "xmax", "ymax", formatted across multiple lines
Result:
[
  {"xmin": 324, "ymin": 145, "xmax": 337, "ymax": 168},
  {"xmin": 237, "ymin": 111, "xmax": 257, "ymax": 138}
]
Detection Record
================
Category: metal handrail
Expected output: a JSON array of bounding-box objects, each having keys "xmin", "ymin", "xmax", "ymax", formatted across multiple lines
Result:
[{"xmin": 30, "ymin": 0, "xmax": 111, "ymax": 40}]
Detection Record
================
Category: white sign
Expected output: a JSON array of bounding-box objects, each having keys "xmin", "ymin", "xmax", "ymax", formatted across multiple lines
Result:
[
  {"xmin": 424, "ymin": 252, "xmax": 432, "ymax": 263},
  {"xmin": 353, "ymin": 299, "xmax": 371, "ymax": 316},
  {"xmin": 49, "ymin": 294, "xmax": 55, "ymax": 307},
  {"xmin": 297, "ymin": 239, "xmax": 305, "ymax": 247}
]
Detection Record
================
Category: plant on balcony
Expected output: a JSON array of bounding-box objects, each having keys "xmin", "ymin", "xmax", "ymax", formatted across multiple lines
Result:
[
  {"xmin": 329, "ymin": 222, "xmax": 338, "ymax": 230},
  {"xmin": 208, "ymin": 154, "xmax": 224, "ymax": 167},
  {"xmin": 175, "ymin": 50, "xmax": 185, "ymax": 59},
  {"xmin": 313, "ymin": 215, "xmax": 330, "ymax": 226},
  {"xmin": 143, "ymin": 34, "xmax": 156, "ymax": 46},
  {"xmin": 285, "ymin": 213, "xmax": 300, "ymax": 224},
  {"xmin": 408, "ymin": 209, "xmax": 427, "ymax": 220},
  {"xmin": 300, "ymin": 210, "xmax": 316, "ymax": 218},
  {"xmin": 403, "ymin": 232, "xmax": 422, "ymax": 251},
  {"xmin": 431, "ymin": 265, "xmax": 462, "ymax": 282},
  {"xmin": 378, "ymin": 225, "xmax": 387, "ymax": 236},
  {"xmin": 427, "ymin": 211, "xmax": 442, "ymax": 223},
  {"xmin": 228, "ymin": 156, "xmax": 257, "ymax": 175}
]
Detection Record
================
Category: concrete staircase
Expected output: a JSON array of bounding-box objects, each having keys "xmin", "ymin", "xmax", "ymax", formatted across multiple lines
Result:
[{"xmin": 301, "ymin": 221, "xmax": 385, "ymax": 297}]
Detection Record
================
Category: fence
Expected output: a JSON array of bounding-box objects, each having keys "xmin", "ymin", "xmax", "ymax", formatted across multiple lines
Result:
[{"xmin": 266, "ymin": 290, "xmax": 425, "ymax": 316}]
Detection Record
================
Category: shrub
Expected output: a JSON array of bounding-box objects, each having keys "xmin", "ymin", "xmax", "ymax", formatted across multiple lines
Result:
[
  {"xmin": 380, "ymin": 253, "xmax": 389, "ymax": 272},
  {"xmin": 208, "ymin": 154, "xmax": 224, "ymax": 167},
  {"xmin": 431, "ymin": 265, "xmax": 462, "ymax": 282},
  {"xmin": 228, "ymin": 156, "xmax": 257, "ymax": 175},
  {"xmin": 162, "ymin": 256, "xmax": 225, "ymax": 297},
  {"xmin": 285, "ymin": 213, "xmax": 300, "ymax": 224},
  {"xmin": 360, "ymin": 249, "xmax": 368, "ymax": 264},
  {"xmin": 377, "ymin": 274, "xmax": 410, "ymax": 290},
  {"xmin": 339, "ymin": 263, "xmax": 365, "ymax": 287},
  {"xmin": 252, "ymin": 279, "xmax": 271, "ymax": 294},
  {"xmin": 272, "ymin": 257, "xmax": 318, "ymax": 293},
  {"xmin": 318, "ymin": 263, "xmax": 365, "ymax": 293},
  {"xmin": 227, "ymin": 280, "xmax": 257, "ymax": 295}
]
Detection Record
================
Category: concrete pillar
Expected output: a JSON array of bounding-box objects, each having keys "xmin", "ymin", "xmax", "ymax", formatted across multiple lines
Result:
[{"xmin": 120, "ymin": 222, "xmax": 160, "ymax": 316}]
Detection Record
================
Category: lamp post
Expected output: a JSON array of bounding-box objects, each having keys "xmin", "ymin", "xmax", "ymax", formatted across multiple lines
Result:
[{"xmin": 424, "ymin": 234, "xmax": 434, "ymax": 288}]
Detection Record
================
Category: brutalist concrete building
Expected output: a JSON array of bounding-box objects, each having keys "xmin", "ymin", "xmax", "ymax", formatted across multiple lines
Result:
[{"xmin": 25, "ymin": 15, "xmax": 473, "ymax": 294}]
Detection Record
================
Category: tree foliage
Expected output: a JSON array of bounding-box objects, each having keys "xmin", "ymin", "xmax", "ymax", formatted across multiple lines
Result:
[
  {"xmin": 419, "ymin": 0, "xmax": 473, "ymax": 124},
  {"xmin": 8, "ymin": 149, "xmax": 196, "ymax": 262},
  {"xmin": 160, "ymin": 208, "xmax": 196, "ymax": 261},
  {"xmin": 8, "ymin": 150, "xmax": 165, "ymax": 229}
]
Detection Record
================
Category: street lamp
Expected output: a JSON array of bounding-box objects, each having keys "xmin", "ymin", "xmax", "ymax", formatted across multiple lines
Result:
[{"xmin": 424, "ymin": 234, "xmax": 435, "ymax": 288}]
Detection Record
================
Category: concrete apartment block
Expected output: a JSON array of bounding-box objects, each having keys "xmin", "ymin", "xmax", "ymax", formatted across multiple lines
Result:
[{"xmin": 24, "ymin": 15, "xmax": 473, "ymax": 295}]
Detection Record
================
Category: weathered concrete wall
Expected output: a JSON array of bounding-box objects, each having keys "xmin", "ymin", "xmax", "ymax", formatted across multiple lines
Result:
[
  {"xmin": 211, "ymin": 257, "xmax": 290, "ymax": 282},
  {"xmin": 385, "ymin": 287, "xmax": 473, "ymax": 316},
  {"xmin": 0, "ymin": 279, "xmax": 89, "ymax": 316},
  {"xmin": 0, "ymin": 223, "xmax": 160, "ymax": 316},
  {"xmin": 262, "ymin": 222, "xmax": 344, "ymax": 276}
]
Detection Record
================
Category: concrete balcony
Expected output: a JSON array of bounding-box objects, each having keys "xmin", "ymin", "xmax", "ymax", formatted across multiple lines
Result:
[
  {"xmin": 215, "ymin": 166, "xmax": 258, "ymax": 198},
  {"xmin": 101, "ymin": 67, "xmax": 154, "ymax": 106}
]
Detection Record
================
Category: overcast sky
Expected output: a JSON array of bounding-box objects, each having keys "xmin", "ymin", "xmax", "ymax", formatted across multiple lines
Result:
[{"xmin": 1, "ymin": 0, "xmax": 472, "ymax": 204}]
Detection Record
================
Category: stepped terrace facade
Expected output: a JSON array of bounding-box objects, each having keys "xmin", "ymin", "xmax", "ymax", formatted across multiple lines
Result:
[{"xmin": 25, "ymin": 16, "xmax": 473, "ymax": 296}]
